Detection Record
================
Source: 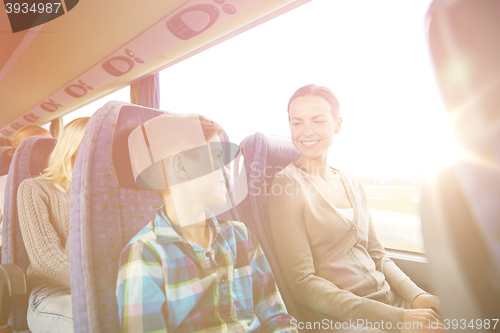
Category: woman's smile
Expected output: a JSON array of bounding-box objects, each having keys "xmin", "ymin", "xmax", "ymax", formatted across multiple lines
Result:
[{"xmin": 300, "ymin": 140, "xmax": 321, "ymax": 148}]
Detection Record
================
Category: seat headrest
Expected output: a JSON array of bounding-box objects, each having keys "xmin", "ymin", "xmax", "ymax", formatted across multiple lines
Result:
[
  {"xmin": 29, "ymin": 138, "xmax": 57, "ymax": 177},
  {"xmin": 0, "ymin": 147, "xmax": 12, "ymax": 176},
  {"xmin": 112, "ymin": 105, "xmax": 166, "ymax": 188},
  {"xmin": 262, "ymin": 134, "xmax": 300, "ymax": 180},
  {"xmin": 0, "ymin": 147, "xmax": 11, "ymax": 156},
  {"xmin": 427, "ymin": 0, "xmax": 500, "ymax": 152},
  {"xmin": 240, "ymin": 133, "xmax": 299, "ymax": 196}
]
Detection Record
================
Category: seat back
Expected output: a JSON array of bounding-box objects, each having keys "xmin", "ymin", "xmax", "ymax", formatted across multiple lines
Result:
[
  {"xmin": 1, "ymin": 136, "xmax": 56, "ymax": 331},
  {"xmin": 421, "ymin": 167, "xmax": 500, "ymax": 327},
  {"xmin": 234, "ymin": 132, "xmax": 301, "ymax": 320},
  {"xmin": 2, "ymin": 136, "xmax": 57, "ymax": 269},
  {"xmin": 0, "ymin": 147, "xmax": 12, "ymax": 176},
  {"xmin": 422, "ymin": 0, "xmax": 500, "ymax": 327},
  {"xmin": 69, "ymin": 101, "xmax": 237, "ymax": 333}
]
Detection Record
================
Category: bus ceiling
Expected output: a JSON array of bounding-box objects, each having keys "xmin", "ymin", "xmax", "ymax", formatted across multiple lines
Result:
[{"xmin": 0, "ymin": 0, "xmax": 311, "ymax": 138}]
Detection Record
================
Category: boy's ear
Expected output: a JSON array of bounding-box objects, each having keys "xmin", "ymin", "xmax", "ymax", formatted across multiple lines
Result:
[{"xmin": 170, "ymin": 154, "xmax": 189, "ymax": 181}]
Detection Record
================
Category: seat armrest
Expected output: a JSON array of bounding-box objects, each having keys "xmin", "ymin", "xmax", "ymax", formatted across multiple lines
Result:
[
  {"xmin": 0, "ymin": 264, "xmax": 27, "ymax": 297},
  {"xmin": 0, "ymin": 264, "xmax": 27, "ymax": 329}
]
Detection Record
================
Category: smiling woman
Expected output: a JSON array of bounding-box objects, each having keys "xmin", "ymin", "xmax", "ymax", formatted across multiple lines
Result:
[{"xmin": 267, "ymin": 84, "xmax": 443, "ymax": 333}]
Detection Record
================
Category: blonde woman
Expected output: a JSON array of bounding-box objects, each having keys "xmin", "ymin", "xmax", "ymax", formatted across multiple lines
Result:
[{"xmin": 17, "ymin": 117, "xmax": 89, "ymax": 333}]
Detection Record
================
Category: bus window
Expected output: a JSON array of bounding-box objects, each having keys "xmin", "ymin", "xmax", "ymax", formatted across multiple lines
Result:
[
  {"xmin": 62, "ymin": 87, "xmax": 130, "ymax": 124},
  {"xmin": 19, "ymin": 0, "xmax": 461, "ymax": 255},
  {"xmin": 157, "ymin": 0, "xmax": 460, "ymax": 253}
]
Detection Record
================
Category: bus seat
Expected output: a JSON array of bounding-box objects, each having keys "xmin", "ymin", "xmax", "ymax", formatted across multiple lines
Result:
[
  {"xmin": 0, "ymin": 147, "xmax": 12, "ymax": 176},
  {"xmin": 421, "ymin": 166, "xmax": 500, "ymax": 328},
  {"xmin": 421, "ymin": 0, "xmax": 500, "ymax": 328},
  {"xmin": 0, "ymin": 136, "xmax": 57, "ymax": 332},
  {"xmin": 234, "ymin": 132, "xmax": 302, "ymax": 321},
  {"xmin": 69, "ymin": 101, "xmax": 238, "ymax": 333}
]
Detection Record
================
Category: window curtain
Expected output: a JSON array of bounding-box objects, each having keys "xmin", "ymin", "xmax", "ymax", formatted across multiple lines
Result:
[{"xmin": 130, "ymin": 73, "xmax": 160, "ymax": 109}]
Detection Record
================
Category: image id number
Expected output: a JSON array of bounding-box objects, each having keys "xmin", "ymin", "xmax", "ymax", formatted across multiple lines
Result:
[
  {"xmin": 5, "ymin": 2, "xmax": 62, "ymax": 14},
  {"xmin": 443, "ymin": 319, "xmax": 498, "ymax": 330}
]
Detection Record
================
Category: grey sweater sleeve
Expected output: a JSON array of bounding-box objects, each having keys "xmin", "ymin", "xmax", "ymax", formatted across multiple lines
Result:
[{"xmin": 17, "ymin": 179, "xmax": 71, "ymax": 288}]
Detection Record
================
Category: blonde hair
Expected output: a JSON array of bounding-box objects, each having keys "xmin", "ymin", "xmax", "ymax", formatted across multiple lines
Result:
[
  {"xmin": 8, "ymin": 125, "xmax": 51, "ymax": 157},
  {"xmin": 40, "ymin": 117, "xmax": 90, "ymax": 192}
]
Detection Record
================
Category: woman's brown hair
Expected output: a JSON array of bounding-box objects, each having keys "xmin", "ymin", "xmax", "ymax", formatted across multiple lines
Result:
[
  {"xmin": 8, "ymin": 125, "xmax": 51, "ymax": 157},
  {"xmin": 287, "ymin": 84, "xmax": 340, "ymax": 120}
]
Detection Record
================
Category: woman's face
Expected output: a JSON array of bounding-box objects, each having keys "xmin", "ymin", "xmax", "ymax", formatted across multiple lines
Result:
[{"xmin": 289, "ymin": 95, "xmax": 341, "ymax": 162}]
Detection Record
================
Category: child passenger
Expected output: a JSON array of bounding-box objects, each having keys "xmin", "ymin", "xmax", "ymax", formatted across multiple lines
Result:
[{"xmin": 116, "ymin": 114, "xmax": 296, "ymax": 333}]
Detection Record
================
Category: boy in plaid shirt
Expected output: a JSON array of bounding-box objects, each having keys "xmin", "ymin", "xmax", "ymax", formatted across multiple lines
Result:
[{"xmin": 116, "ymin": 114, "xmax": 296, "ymax": 332}]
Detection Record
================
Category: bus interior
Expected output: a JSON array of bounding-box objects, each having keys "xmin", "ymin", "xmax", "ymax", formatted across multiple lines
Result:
[{"xmin": 1, "ymin": 0, "xmax": 499, "ymax": 332}]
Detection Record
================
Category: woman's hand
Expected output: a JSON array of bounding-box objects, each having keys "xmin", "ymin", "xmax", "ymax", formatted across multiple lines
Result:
[
  {"xmin": 412, "ymin": 293, "xmax": 441, "ymax": 313},
  {"xmin": 402, "ymin": 309, "xmax": 445, "ymax": 332}
]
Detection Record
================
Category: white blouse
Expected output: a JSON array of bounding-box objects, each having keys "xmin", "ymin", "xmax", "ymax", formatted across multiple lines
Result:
[{"xmin": 336, "ymin": 207, "xmax": 354, "ymax": 222}]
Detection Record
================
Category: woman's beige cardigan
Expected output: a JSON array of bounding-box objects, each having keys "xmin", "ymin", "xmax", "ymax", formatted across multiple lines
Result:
[{"xmin": 268, "ymin": 163, "xmax": 425, "ymax": 331}]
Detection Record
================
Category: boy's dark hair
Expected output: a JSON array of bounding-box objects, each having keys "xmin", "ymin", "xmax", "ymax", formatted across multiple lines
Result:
[{"xmin": 181, "ymin": 115, "xmax": 224, "ymax": 161}]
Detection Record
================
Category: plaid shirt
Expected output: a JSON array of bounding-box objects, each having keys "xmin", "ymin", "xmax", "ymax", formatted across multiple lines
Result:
[{"xmin": 116, "ymin": 207, "xmax": 296, "ymax": 333}]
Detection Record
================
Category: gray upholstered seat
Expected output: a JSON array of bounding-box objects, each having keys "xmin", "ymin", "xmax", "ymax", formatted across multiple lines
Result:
[
  {"xmin": 235, "ymin": 132, "xmax": 302, "ymax": 321},
  {"xmin": 422, "ymin": 0, "xmax": 500, "ymax": 327},
  {"xmin": 1, "ymin": 136, "xmax": 57, "ymax": 332},
  {"xmin": 0, "ymin": 147, "xmax": 12, "ymax": 176},
  {"xmin": 69, "ymin": 101, "xmax": 238, "ymax": 333}
]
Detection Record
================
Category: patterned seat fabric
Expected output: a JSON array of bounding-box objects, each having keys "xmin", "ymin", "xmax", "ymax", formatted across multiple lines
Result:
[
  {"xmin": 1, "ymin": 136, "xmax": 57, "ymax": 331},
  {"xmin": 69, "ymin": 101, "xmax": 237, "ymax": 333},
  {"xmin": 234, "ymin": 132, "xmax": 302, "ymax": 321}
]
